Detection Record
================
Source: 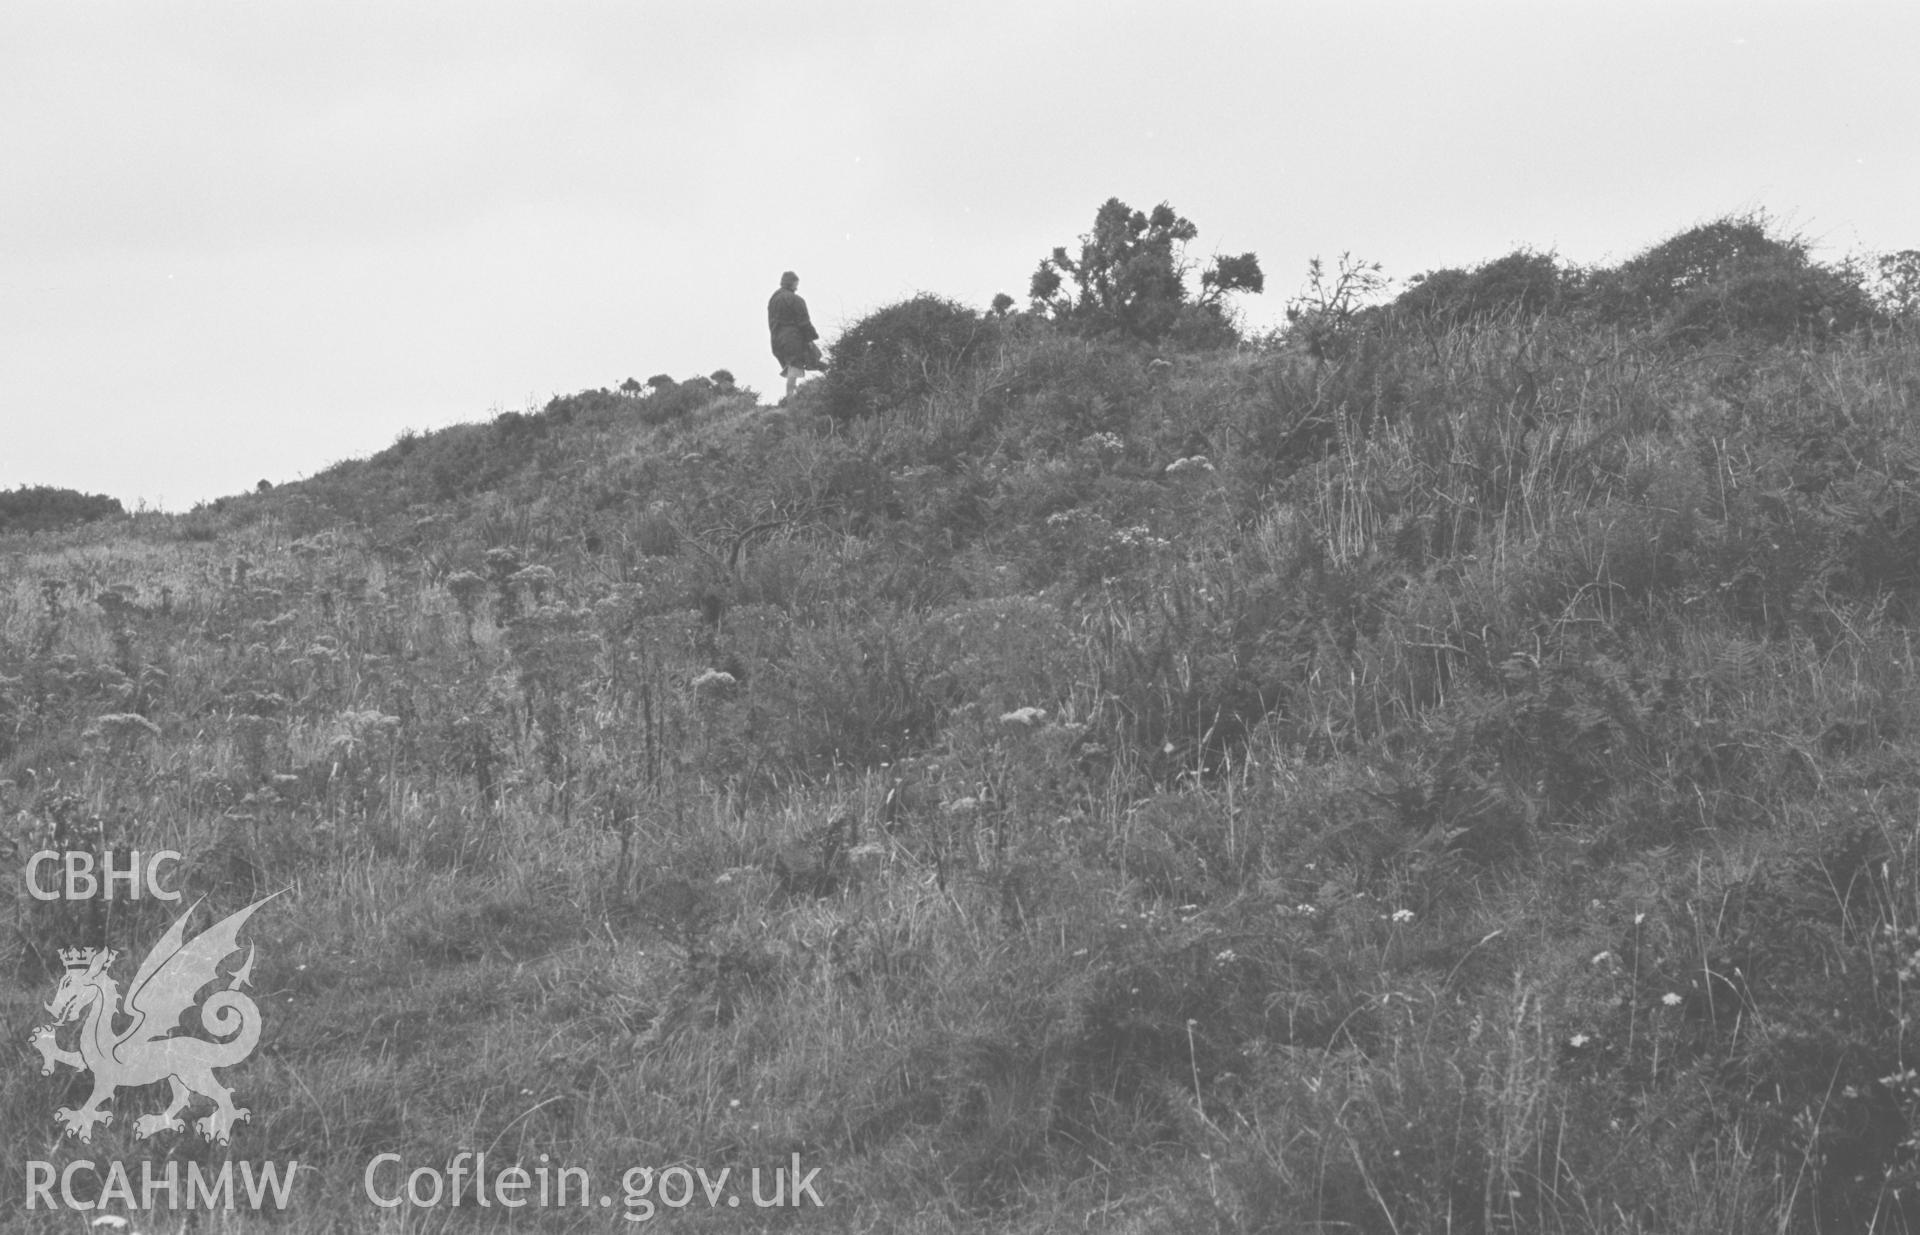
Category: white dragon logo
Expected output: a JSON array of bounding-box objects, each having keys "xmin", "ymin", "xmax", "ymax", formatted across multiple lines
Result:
[{"xmin": 28, "ymin": 892, "xmax": 279, "ymax": 1145}]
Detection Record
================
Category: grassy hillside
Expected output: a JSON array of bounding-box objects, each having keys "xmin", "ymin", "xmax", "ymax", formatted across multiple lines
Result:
[{"xmin": 6, "ymin": 218, "xmax": 1920, "ymax": 1231}]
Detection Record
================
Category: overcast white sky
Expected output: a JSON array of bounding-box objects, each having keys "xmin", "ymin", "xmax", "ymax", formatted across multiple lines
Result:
[{"xmin": 4, "ymin": 3, "xmax": 1916, "ymax": 510}]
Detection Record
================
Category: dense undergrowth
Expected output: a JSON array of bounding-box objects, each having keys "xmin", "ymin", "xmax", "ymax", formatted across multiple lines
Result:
[
  {"xmin": 5, "ymin": 217, "xmax": 1920, "ymax": 1231},
  {"xmin": 0, "ymin": 484, "xmax": 124, "ymax": 535}
]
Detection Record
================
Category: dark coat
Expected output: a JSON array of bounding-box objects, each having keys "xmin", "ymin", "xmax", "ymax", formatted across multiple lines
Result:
[{"xmin": 768, "ymin": 287, "xmax": 819, "ymax": 369}]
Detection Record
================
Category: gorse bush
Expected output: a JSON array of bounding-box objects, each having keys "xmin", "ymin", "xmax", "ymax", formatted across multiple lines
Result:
[
  {"xmin": 636, "ymin": 374, "xmax": 726, "ymax": 426},
  {"xmin": 1359, "ymin": 215, "xmax": 1889, "ymax": 359},
  {"xmin": 1656, "ymin": 252, "xmax": 1878, "ymax": 346},
  {"xmin": 819, "ymin": 294, "xmax": 994, "ymax": 421},
  {"xmin": 1394, "ymin": 248, "xmax": 1567, "ymax": 322},
  {"xmin": 1598, "ymin": 214, "xmax": 1813, "ymax": 319},
  {"xmin": 1582, "ymin": 213, "xmax": 1878, "ymax": 342},
  {"xmin": 0, "ymin": 486, "xmax": 124, "ymax": 534}
]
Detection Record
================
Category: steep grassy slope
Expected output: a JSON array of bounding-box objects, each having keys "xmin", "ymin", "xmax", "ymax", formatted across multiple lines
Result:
[{"xmin": 6, "ymin": 227, "xmax": 1920, "ymax": 1231}]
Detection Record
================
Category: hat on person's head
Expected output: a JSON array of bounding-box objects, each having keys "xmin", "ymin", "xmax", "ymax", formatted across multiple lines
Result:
[{"xmin": 780, "ymin": 271, "xmax": 799, "ymax": 289}]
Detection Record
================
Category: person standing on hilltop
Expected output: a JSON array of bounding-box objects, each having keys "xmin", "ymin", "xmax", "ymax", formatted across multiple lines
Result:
[{"xmin": 768, "ymin": 270, "xmax": 823, "ymax": 402}]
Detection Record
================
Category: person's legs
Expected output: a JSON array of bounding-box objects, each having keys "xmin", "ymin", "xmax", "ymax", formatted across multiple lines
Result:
[{"xmin": 784, "ymin": 364, "xmax": 802, "ymax": 399}]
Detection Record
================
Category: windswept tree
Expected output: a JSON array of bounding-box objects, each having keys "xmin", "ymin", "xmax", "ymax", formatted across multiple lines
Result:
[
  {"xmin": 1284, "ymin": 253, "xmax": 1387, "ymax": 359},
  {"xmin": 1029, "ymin": 198, "xmax": 1262, "ymax": 345}
]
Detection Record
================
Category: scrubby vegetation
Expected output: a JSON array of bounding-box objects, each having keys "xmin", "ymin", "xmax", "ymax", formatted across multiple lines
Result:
[
  {"xmin": 0, "ymin": 485, "xmax": 124, "ymax": 534},
  {"xmin": 819, "ymin": 294, "xmax": 993, "ymax": 422},
  {"xmin": 5, "ymin": 211, "xmax": 1920, "ymax": 1231}
]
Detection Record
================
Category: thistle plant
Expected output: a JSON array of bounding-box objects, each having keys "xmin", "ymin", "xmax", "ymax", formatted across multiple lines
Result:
[
  {"xmin": 36, "ymin": 577, "xmax": 65, "ymax": 654},
  {"xmin": 484, "ymin": 546, "xmax": 523, "ymax": 622},
  {"xmin": 446, "ymin": 571, "xmax": 486, "ymax": 645}
]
